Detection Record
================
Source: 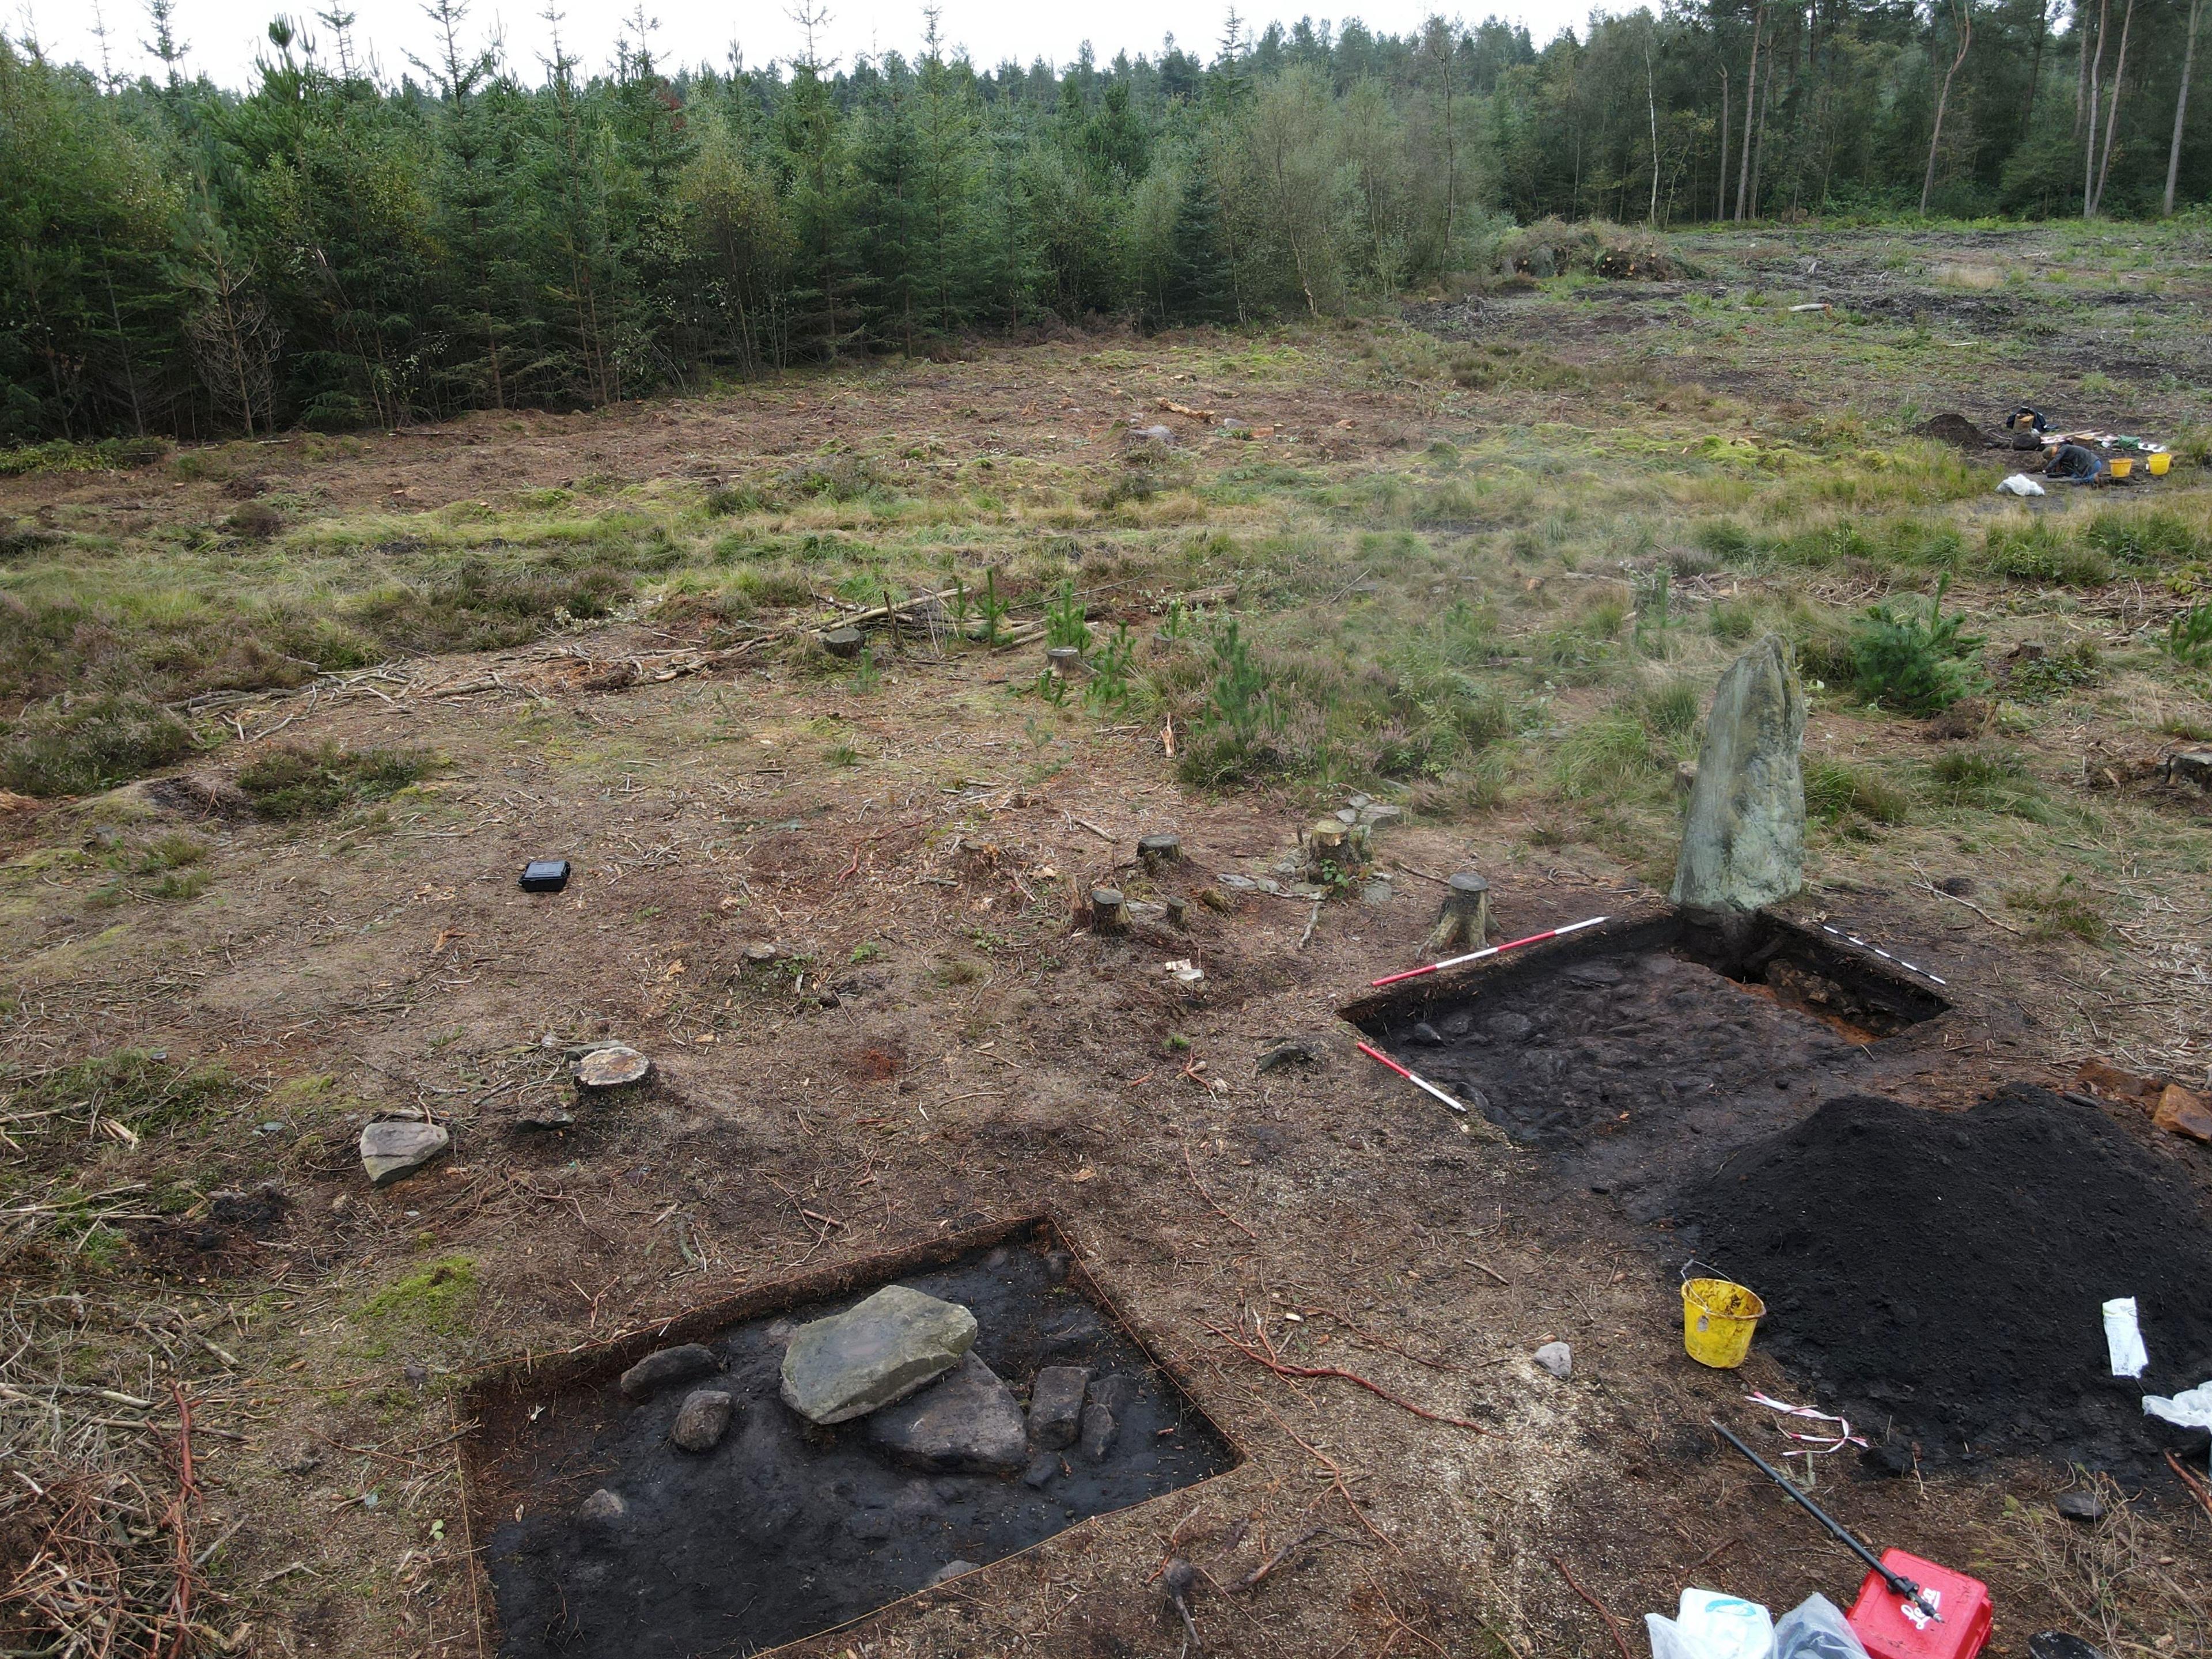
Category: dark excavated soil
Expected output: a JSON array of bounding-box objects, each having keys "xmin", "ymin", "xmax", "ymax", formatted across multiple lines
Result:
[
  {"xmin": 1678, "ymin": 1087, "xmax": 2212, "ymax": 1481},
  {"xmin": 473, "ymin": 1240, "xmax": 1235, "ymax": 1657},
  {"xmin": 1350, "ymin": 918, "xmax": 1944, "ymax": 1217}
]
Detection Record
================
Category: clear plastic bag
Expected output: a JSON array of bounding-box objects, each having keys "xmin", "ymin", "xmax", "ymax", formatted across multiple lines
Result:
[
  {"xmin": 1643, "ymin": 1588, "xmax": 1774, "ymax": 1659},
  {"xmin": 1772, "ymin": 1594, "xmax": 1869, "ymax": 1659}
]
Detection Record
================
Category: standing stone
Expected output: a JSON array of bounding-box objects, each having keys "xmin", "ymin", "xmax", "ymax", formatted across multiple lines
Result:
[
  {"xmin": 1027, "ymin": 1366, "xmax": 1091, "ymax": 1450},
  {"xmin": 865, "ymin": 1353, "xmax": 1029, "ymax": 1475},
  {"xmin": 669, "ymin": 1390, "xmax": 736, "ymax": 1452},
  {"xmin": 359, "ymin": 1120, "xmax": 449, "ymax": 1185},
  {"xmin": 779, "ymin": 1285, "xmax": 978, "ymax": 1425},
  {"xmin": 1670, "ymin": 635, "xmax": 1806, "ymax": 916}
]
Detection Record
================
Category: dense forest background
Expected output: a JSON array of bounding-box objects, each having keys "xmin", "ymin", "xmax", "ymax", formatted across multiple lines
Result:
[{"xmin": 4, "ymin": 0, "xmax": 2209, "ymax": 441}]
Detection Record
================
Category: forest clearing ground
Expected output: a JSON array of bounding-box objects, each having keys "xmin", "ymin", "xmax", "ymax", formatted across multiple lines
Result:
[{"xmin": 5, "ymin": 222, "xmax": 2212, "ymax": 1658}]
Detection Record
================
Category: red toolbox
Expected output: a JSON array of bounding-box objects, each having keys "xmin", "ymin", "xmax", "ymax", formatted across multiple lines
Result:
[{"xmin": 1846, "ymin": 1550, "xmax": 1993, "ymax": 1659}]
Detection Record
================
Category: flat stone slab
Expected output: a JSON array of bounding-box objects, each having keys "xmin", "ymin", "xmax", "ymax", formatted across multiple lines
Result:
[
  {"xmin": 1027, "ymin": 1366, "xmax": 1090, "ymax": 1450},
  {"xmin": 866, "ymin": 1353, "xmax": 1028, "ymax": 1475},
  {"xmin": 780, "ymin": 1285, "xmax": 977, "ymax": 1425},
  {"xmin": 670, "ymin": 1390, "xmax": 735, "ymax": 1453},
  {"xmin": 619, "ymin": 1343, "xmax": 719, "ymax": 1400},
  {"xmin": 359, "ymin": 1120, "xmax": 449, "ymax": 1185},
  {"xmin": 577, "ymin": 1045, "xmax": 652, "ymax": 1090}
]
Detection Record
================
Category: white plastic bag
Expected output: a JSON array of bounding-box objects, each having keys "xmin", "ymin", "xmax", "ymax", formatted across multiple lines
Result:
[
  {"xmin": 1772, "ymin": 1594, "xmax": 1870, "ymax": 1659},
  {"xmin": 2103, "ymin": 1297, "xmax": 2149, "ymax": 1379},
  {"xmin": 1645, "ymin": 1588, "xmax": 1775, "ymax": 1659},
  {"xmin": 1997, "ymin": 473, "xmax": 2047, "ymax": 497},
  {"xmin": 2143, "ymin": 1378, "xmax": 2212, "ymax": 1430}
]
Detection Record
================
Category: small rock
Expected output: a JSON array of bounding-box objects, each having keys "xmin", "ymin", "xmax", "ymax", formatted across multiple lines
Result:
[
  {"xmin": 927, "ymin": 1560, "xmax": 981, "ymax": 1587},
  {"xmin": 1534, "ymin": 1342, "xmax": 1572, "ymax": 1379},
  {"xmin": 2153, "ymin": 1083, "xmax": 2212, "ymax": 1144},
  {"xmin": 866, "ymin": 1353, "xmax": 1029, "ymax": 1475},
  {"xmin": 781, "ymin": 1285, "xmax": 978, "ymax": 1425},
  {"xmin": 1040, "ymin": 1251, "xmax": 1071, "ymax": 1283},
  {"xmin": 276, "ymin": 1446, "xmax": 321, "ymax": 1476},
  {"xmin": 764, "ymin": 1319, "xmax": 795, "ymax": 1346},
  {"xmin": 1937, "ymin": 874, "xmax": 1977, "ymax": 896},
  {"xmin": 575, "ymin": 1488, "xmax": 626, "ymax": 1526},
  {"xmin": 576, "ymin": 1045, "xmax": 651, "ymax": 1090},
  {"xmin": 1022, "ymin": 1452, "xmax": 1059, "ymax": 1488},
  {"xmin": 619, "ymin": 1343, "xmax": 719, "ymax": 1401},
  {"xmin": 1027, "ymin": 1366, "xmax": 1090, "ymax": 1450},
  {"xmin": 359, "ymin": 1120, "xmax": 450, "ymax": 1186},
  {"xmin": 1078, "ymin": 1402, "xmax": 1119, "ymax": 1461},
  {"xmin": 1079, "ymin": 1373, "xmax": 1139, "ymax": 1461},
  {"xmin": 1256, "ymin": 1038, "xmax": 1320, "ymax": 1073},
  {"xmin": 1483, "ymin": 1012, "xmax": 1535, "ymax": 1043},
  {"xmin": 1410, "ymin": 1022, "xmax": 1445, "ymax": 1047},
  {"xmin": 1356, "ymin": 802, "xmax": 1403, "ymax": 828},
  {"xmin": 670, "ymin": 1389, "xmax": 735, "ymax": 1453},
  {"xmin": 743, "ymin": 942, "xmax": 780, "ymax": 964},
  {"xmin": 2055, "ymin": 1489, "xmax": 2106, "ymax": 1523},
  {"xmin": 1040, "ymin": 1311, "xmax": 1106, "ymax": 1357},
  {"xmin": 402, "ymin": 1361, "xmax": 429, "ymax": 1390}
]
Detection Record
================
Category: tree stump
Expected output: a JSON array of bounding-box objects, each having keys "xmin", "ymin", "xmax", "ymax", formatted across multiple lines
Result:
[
  {"xmin": 1046, "ymin": 646, "xmax": 1086, "ymax": 679},
  {"xmin": 822, "ymin": 627, "xmax": 865, "ymax": 659},
  {"xmin": 1089, "ymin": 888, "xmax": 1126, "ymax": 933},
  {"xmin": 1165, "ymin": 896, "xmax": 1188, "ymax": 927},
  {"xmin": 1426, "ymin": 872, "xmax": 1493, "ymax": 952},
  {"xmin": 1305, "ymin": 819, "xmax": 1365, "ymax": 880},
  {"xmin": 1138, "ymin": 833, "xmax": 1182, "ymax": 870},
  {"xmin": 576, "ymin": 1044, "xmax": 653, "ymax": 1090}
]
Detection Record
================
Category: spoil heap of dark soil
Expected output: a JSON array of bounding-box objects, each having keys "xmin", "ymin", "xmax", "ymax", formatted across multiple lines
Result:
[{"xmin": 1681, "ymin": 1087, "xmax": 2212, "ymax": 1478}]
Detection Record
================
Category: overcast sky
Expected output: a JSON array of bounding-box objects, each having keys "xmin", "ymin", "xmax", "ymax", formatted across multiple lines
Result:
[{"xmin": 17, "ymin": 0, "xmax": 1601, "ymax": 88}]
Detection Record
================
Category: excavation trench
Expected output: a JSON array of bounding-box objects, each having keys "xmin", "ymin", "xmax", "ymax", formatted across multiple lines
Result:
[{"xmin": 460, "ymin": 1217, "xmax": 1238, "ymax": 1658}]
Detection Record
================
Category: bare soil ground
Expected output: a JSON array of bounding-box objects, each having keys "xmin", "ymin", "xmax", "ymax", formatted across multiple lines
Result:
[{"xmin": 6, "ymin": 224, "xmax": 2212, "ymax": 1659}]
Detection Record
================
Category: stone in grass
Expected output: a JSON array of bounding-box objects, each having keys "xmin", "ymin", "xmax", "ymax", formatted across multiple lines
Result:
[
  {"xmin": 1027, "ymin": 1366, "xmax": 1090, "ymax": 1451},
  {"xmin": 576, "ymin": 1044, "xmax": 651, "ymax": 1090},
  {"xmin": 2055, "ymin": 1489, "xmax": 2107, "ymax": 1523},
  {"xmin": 780, "ymin": 1285, "xmax": 978, "ymax": 1425},
  {"xmin": 866, "ymin": 1353, "xmax": 1029, "ymax": 1476},
  {"xmin": 928, "ymin": 1560, "xmax": 982, "ymax": 1587},
  {"xmin": 670, "ymin": 1390, "xmax": 736, "ymax": 1453},
  {"xmin": 619, "ymin": 1343, "xmax": 719, "ymax": 1401},
  {"xmin": 1534, "ymin": 1342, "xmax": 1572, "ymax": 1380},
  {"xmin": 359, "ymin": 1120, "xmax": 449, "ymax": 1186}
]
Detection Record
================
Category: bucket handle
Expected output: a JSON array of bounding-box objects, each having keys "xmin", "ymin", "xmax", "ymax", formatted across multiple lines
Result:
[{"xmin": 1679, "ymin": 1257, "xmax": 1732, "ymax": 1286}]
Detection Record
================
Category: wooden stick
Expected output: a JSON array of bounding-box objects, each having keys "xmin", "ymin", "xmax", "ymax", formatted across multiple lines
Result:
[
  {"xmin": 2166, "ymin": 1450, "xmax": 2212, "ymax": 1519},
  {"xmin": 1233, "ymin": 1522, "xmax": 1324, "ymax": 1589},
  {"xmin": 1546, "ymin": 1552, "xmax": 1635, "ymax": 1659}
]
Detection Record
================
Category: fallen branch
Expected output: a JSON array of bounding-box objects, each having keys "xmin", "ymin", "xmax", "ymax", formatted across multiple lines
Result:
[
  {"xmin": 1911, "ymin": 863, "xmax": 2025, "ymax": 935},
  {"xmin": 1547, "ymin": 1552, "xmax": 1635, "ymax": 1659},
  {"xmin": 1207, "ymin": 1321, "xmax": 1487, "ymax": 1432}
]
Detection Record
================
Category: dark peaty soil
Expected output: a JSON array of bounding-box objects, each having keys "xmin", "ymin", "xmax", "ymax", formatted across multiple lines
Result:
[
  {"xmin": 476, "ymin": 1241, "xmax": 1236, "ymax": 1658},
  {"xmin": 1677, "ymin": 1086, "xmax": 2212, "ymax": 1482},
  {"xmin": 1352, "ymin": 921, "xmax": 1944, "ymax": 1219}
]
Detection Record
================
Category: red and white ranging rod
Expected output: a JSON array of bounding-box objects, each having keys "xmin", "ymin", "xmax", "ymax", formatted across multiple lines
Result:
[
  {"xmin": 1355, "ymin": 1041, "xmax": 1470, "ymax": 1115},
  {"xmin": 1368, "ymin": 914, "xmax": 1610, "ymax": 988}
]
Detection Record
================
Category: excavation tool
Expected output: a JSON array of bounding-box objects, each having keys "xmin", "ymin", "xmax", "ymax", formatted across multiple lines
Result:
[
  {"xmin": 1712, "ymin": 1420, "xmax": 1948, "ymax": 1628},
  {"xmin": 1368, "ymin": 914, "xmax": 1608, "ymax": 988}
]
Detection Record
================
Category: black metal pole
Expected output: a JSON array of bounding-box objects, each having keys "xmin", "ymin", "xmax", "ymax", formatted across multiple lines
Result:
[{"xmin": 1710, "ymin": 1419, "xmax": 1942, "ymax": 1623}]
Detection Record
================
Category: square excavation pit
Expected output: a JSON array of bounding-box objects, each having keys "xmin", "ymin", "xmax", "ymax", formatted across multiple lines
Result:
[
  {"xmin": 458, "ymin": 1216, "xmax": 1239, "ymax": 1658},
  {"xmin": 1340, "ymin": 910, "xmax": 1952, "ymax": 1214}
]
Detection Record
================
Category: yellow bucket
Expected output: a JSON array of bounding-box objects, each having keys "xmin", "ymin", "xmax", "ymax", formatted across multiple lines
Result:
[
  {"xmin": 1683, "ymin": 1277, "xmax": 1766, "ymax": 1369},
  {"xmin": 2149, "ymin": 451, "xmax": 2172, "ymax": 476},
  {"xmin": 2109, "ymin": 456, "xmax": 2134, "ymax": 479}
]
